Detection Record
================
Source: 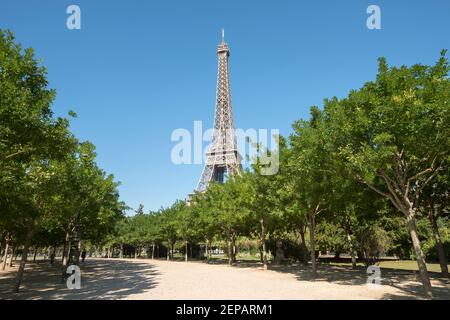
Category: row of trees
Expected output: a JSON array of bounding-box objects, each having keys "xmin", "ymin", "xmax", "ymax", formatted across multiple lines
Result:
[
  {"xmin": 109, "ymin": 51, "xmax": 450, "ymax": 298},
  {"xmin": 1, "ymin": 29, "xmax": 448, "ymax": 299},
  {"xmin": 0, "ymin": 30, "xmax": 126, "ymax": 292}
]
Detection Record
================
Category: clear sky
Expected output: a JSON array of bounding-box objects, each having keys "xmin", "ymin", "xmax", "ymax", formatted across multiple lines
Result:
[{"xmin": 1, "ymin": 0, "xmax": 449, "ymax": 213}]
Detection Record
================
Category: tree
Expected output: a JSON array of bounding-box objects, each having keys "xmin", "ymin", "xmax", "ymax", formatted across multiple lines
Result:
[
  {"xmin": 190, "ymin": 194, "xmax": 217, "ymax": 261},
  {"xmin": 356, "ymin": 224, "xmax": 392, "ymax": 266},
  {"xmin": 272, "ymin": 137, "xmax": 310, "ymax": 264},
  {"xmin": 174, "ymin": 201, "xmax": 197, "ymax": 262},
  {"xmin": 0, "ymin": 29, "xmax": 78, "ymax": 291},
  {"xmin": 159, "ymin": 204, "xmax": 179, "ymax": 260},
  {"xmin": 324, "ymin": 51, "xmax": 450, "ymax": 296},
  {"xmin": 135, "ymin": 204, "xmax": 145, "ymax": 215},
  {"xmin": 324, "ymin": 159, "xmax": 386, "ymax": 268},
  {"xmin": 289, "ymin": 107, "xmax": 333, "ymax": 276},
  {"xmin": 196, "ymin": 179, "xmax": 249, "ymax": 265},
  {"xmin": 246, "ymin": 140, "xmax": 285, "ymax": 269},
  {"xmin": 420, "ymin": 168, "xmax": 449, "ymax": 275}
]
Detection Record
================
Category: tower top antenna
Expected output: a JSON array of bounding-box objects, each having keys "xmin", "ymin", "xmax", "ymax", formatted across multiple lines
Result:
[{"xmin": 221, "ymin": 28, "xmax": 225, "ymax": 42}]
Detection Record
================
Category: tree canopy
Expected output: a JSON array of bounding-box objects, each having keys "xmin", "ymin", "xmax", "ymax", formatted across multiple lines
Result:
[{"xmin": 1, "ymin": 29, "xmax": 448, "ymax": 298}]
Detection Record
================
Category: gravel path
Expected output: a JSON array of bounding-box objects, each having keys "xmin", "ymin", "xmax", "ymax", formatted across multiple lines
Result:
[{"xmin": 0, "ymin": 258, "xmax": 448, "ymax": 300}]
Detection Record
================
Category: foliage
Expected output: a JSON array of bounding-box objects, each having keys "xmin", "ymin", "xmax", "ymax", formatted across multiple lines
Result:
[{"xmin": 2, "ymin": 28, "xmax": 449, "ymax": 297}]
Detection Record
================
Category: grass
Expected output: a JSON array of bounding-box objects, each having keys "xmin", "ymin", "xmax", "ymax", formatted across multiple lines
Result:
[
  {"xmin": 378, "ymin": 260, "xmax": 448, "ymax": 273},
  {"xmin": 328, "ymin": 260, "xmax": 448, "ymax": 273},
  {"xmin": 172, "ymin": 251, "xmax": 448, "ymax": 274},
  {"xmin": 210, "ymin": 253, "xmax": 269, "ymax": 262},
  {"xmin": 212, "ymin": 254, "xmax": 448, "ymax": 274}
]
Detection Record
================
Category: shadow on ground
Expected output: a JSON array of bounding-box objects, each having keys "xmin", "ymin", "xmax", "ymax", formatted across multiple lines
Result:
[
  {"xmin": 1, "ymin": 258, "xmax": 448, "ymax": 300},
  {"xmin": 206, "ymin": 258, "xmax": 450, "ymax": 300},
  {"xmin": 0, "ymin": 259, "xmax": 159, "ymax": 300}
]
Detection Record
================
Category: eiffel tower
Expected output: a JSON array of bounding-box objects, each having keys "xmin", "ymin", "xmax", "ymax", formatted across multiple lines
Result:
[{"xmin": 195, "ymin": 29, "xmax": 242, "ymax": 193}]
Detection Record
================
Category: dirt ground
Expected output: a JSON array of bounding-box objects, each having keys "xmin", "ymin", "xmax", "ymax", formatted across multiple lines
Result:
[{"xmin": 0, "ymin": 258, "xmax": 448, "ymax": 300}]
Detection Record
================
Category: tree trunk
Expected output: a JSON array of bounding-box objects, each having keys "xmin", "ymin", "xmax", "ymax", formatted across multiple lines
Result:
[
  {"xmin": 67, "ymin": 224, "xmax": 80, "ymax": 266},
  {"xmin": 374, "ymin": 167, "xmax": 434, "ymax": 296},
  {"xmin": 346, "ymin": 233, "xmax": 357, "ymax": 270},
  {"xmin": 51, "ymin": 244, "xmax": 56, "ymax": 264},
  {"xmin": 231, "ymin": 234, "xmax": 237, "ymax": 263},
  {"xmin": 208, "ymin": 243, "xmax": 211, "ymax": 261},
  {"xmin": 343, "ymin": 220, "xmax": 357, "ymax": 270},
  {"xmin": 309, "ymin": 212, "xmax": 317, "ymax": 277},
  {"xmin": 299, "ymin": 228, "xmax": 308, "ymax": 265},
  {"xmin": 205, "ymin": 240, "xmax": 209, "ymax": 262},
  {"xmin": 9, "ymin": 244, "xmax": 16, "ymax": 267},
  {"xmin": 185, "ymin": 241, "xmax": 188, "ymax": 262},
  {"xmin": 61, "ymin": 234, "xmax": 68, "ymax": 265},
  {"xmin": 1, "ymin": 241, "xmax": 9, "ymax": 271},
  {"xmin": 0, "ymin": 236, "xmax": 5, "ymax": 264},
  {"xmin": 66, "ymin": 241, "xmax": 72, "ymax": 263},
  {"xmin": 260, "ymin": 219, "xmax": 268, "ymax": 270},
  {"xmin": 428, "ymin": 208, "xmax": 448, "ymax": 276},
  {"xmin": 33, "ymin": 246, "xmax": 38, "ymax": 262},
  {"xmin": 207, "ymin": 241, "xmax": 211, "ymax": 261},
  {"xmin": 61, "ymin": 232, "xmax": 70, "ymax": 264},
  {"xmin": 406, "ymin": 212, "xmax": 432, "ymax": 298},
  {"xmin": 119, "ymin": 243, "xmax": 124, "ymax": 259},
  {"xmin": 171, "ymin": 244, "xmax": 174, "ymax": 260},
  {"xmin": 63, "ymin": 222, "xmax": 80, "ymax": 284},
  {"xmin": 60, "ymin": 233, "xmax": 70, "ymax": 284},
  {"xmin": 261, "ymin": 241, "xmax": 268, "ymax": 270},
  {"xmin": 151, "ymin": 243, "xmax": 155, "ymax": 260},
  {"xmin": 167, "ymin": 240, "xmax": 170, "ymax": 261},
  {"xmin": 0, "ymin": 237, "xmax": 3, "ymax": 264},
  {"xmin": 227, "ymin": 240, "xmax": 233, "ymax": 266},
  {"xmin": 14, "ymin": 227, "xmax": 34, "ymax": 292}
]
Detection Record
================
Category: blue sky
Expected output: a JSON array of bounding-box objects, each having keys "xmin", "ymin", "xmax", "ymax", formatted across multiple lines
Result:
[{"xmin": 1, "ymin": 0, "xmax": 449, "ymax": 213}]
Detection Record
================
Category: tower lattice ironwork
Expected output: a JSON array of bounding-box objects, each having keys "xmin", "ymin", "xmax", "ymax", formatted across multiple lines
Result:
[{"xmin": 195, "ymin": 30, "xmax": 242, "ymax": 193}]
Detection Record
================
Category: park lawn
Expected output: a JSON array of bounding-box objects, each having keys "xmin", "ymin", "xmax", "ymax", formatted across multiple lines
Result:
[
  {"xmin": 172, "ymin": 252, "xmax": 448, "ymax": 274},
  {"xmin": 328, "ymin": 260, "xmax": 448, "ymax": 273},
  {"xmin": 211, "ymin": 253, "xmax": 268, "ymax": 262},
  {"xmin": 378, "ymin": 260, "xmax": 448, "ymax": 273}
]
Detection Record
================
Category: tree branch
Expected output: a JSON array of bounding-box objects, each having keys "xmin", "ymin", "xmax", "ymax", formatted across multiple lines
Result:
[
  {"xmin": 378, "ymin": 173, "xmax": 405, "ymax": 212},
  {"xmin": 408, "ymin": 168, "xmax": 434, "ymax": 184},
  {"xmin": 379, "ymin": 168, "xmax": 402, "ymax": 195},
  {"xmin": 413, "ymin": 166, "xmax": 442, "ymax": 203},
  {"xmin": 4, "ymin": 147, "xmax": 35, "ymax": 160},
  {"xmin": 355, "ymin": 174, "xmax": 390, "ymax": 198}
]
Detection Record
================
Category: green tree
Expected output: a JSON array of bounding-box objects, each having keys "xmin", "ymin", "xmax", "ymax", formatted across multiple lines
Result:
[
  {"xmin": 324, "ymin": 52, "xmax": 450, "ymax": 296},
  {"xmin": 198, "ymin": 178, "xmax": 250, "ymax": 265},
  {"xmin": 420, "ymin": 168, "xmax": 449, "ymax": 275},
  {"xmin": 174, "ymin": 201, "xmax": 198, "ymax": 262},
  {"xmin": 247, "ymin": 141, "xmax": 285, "ymax": 269},
  {"xmin": 159, "ymin": 204, "xmax": 179, "ymax": 260},
  {"xmin": 0, "ymin": 29, "xmax": 78, "ymax": 291},
  {"xmin": 289, "ymin": 107, "xmax": 333, "ymax": 276}
]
